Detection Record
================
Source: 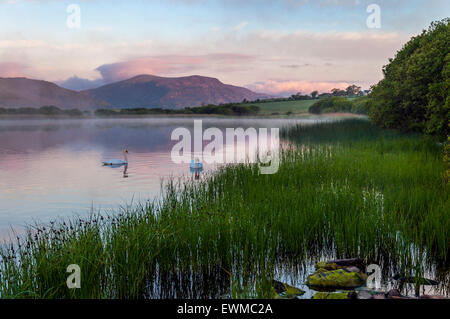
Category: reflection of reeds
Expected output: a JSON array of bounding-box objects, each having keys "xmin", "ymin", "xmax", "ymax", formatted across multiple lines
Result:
[{"xmin": 0, "ymin": 119, "xmax": 448, "ymax": 298}]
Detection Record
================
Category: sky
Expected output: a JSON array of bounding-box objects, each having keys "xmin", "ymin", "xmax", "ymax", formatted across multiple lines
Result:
[{"xmin": 0, "ymin": 0, "xmax": 449, "ymax": 96}]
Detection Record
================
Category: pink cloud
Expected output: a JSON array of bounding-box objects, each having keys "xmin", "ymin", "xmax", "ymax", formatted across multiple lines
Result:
[
  {"xmin": 95, "ymin": 54, "xmax": 255, "ymax": 83},
  {"xmin": 246, "ymin": 80, "xmax": 351, "ymax": 96},
  {"xmin": 0, "ymin": 62, "xmax": 29, "ymax": 77}
]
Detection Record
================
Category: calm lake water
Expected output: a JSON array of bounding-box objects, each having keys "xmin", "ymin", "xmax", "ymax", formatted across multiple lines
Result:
[{"xmin": 0, "ymin": 117, "xmax": 326, "ymax": 240}]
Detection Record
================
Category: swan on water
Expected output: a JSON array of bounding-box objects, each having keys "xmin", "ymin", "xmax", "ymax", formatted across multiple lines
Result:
[
  {"xmin": 103, "ymin": 149, "xmax": 128, "ymax": 166},
  {"xmin": 190, "ymin": 158, "xmax": 203, "ymax": 170}
]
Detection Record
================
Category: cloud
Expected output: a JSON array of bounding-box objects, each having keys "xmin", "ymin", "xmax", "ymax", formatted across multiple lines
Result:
[
  {"xmin": 95, "ymin": 56, "xmax": 205, "ymax": 83},
  {"xmin": 245, "ymin": 30, "xmax": 407, "ymax": 61},
  {"xmin": 58, "ymin": 53, "xmax": 257, "ymax": 90},
  {"xmin": 246, "ymin": 80, "xmax": 351, "ymax": 96},
  {"xmin": 280, "ymin": 64, "xmax": 312, "ymax": 68},
  {"xmin": 0, "ymin": 62, "xmax": 29, "ymax": 77},
  {"xmin": 95, "ymin": 53, "xmax": 255, "ymax": 82},
  {"xmin": 0, "ymin": 39, "xmax": 45, "ymax": 49},
  {"xmin": 233, "ymin": 21, "xmax": 249, "ymax": 31}
]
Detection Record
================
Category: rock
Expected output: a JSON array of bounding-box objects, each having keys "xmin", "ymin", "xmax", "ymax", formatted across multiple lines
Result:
[
  {"xmin": 271, "ymin": 280, "xmax": 305, "ymax": 298},
  {"xmin": 315, "ymin": 258, "xmax": 365, "ymax": 271},
  {"xmin": 386, "ymin": 288, "xmax": 402, "ymax": 299},
  {"xmin": 344, "ymin": 266, "xmax": 362, "ymax": 273},
  {"xmin": 357, "ymin": 289, "xmax": 388, "ymax": 299},
  {"xmin": 315, "ymin": 261, "xmax": 340, "ymax": 270},
  {"xmin": 357, "ymin": 290, "xmax": 373, "ymax": 299},
  {"xmin": 314, "ymin": 268, "xmax": 329, "ymax": 274},
  {"xmin": 306, "ymin": 268, "xmax": 367, "ymax": 289},
  {"xmin": 419, "ymin": 295, "xmax": 448, "ymax": 299},
  {"xmin": 391, "ymin": 296, "xmax": 411, "ymax": 299},
  {"xmin": 313, "ymin": 292, "xmax": 357, "ymax": 299}
]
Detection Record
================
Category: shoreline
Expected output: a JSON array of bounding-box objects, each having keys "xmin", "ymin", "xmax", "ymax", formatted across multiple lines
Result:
[{"xmin": 0, "ymin": 112, "xmax": 364, "ymax": 120}]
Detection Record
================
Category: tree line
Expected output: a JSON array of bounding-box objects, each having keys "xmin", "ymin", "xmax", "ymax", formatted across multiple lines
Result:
[
  {"xmin": 95, "ymin": 104, "xmax": 260, "ymax": 116},
  {"xmin": 0, "ymin": 105, "xmax": 83, "ymax": 116},
  {"xmin": 244, "ymin": 84, "xmax": 369, "ymax": 105},
  {"xmin": 308, "ymin": 96, "xmax": 369, "ymax": 115}
]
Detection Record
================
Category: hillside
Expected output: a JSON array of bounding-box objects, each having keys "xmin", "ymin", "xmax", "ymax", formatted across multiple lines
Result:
[
  {"xmin": 83, "ymin": 74, "xmax": 268, "ymax": 109},
  {"xmin": 0, "ymin": 77, "xmax": 108, "ymax": 109}
]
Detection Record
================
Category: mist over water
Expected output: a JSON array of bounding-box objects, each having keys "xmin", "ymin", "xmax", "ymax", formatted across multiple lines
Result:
[{"xmin": 0, "ymin": 117, "xmax": 326, "ymax": 240}]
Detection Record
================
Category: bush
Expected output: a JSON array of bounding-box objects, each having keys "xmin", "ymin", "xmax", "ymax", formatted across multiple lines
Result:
[
  {"xmin": 351, "ymin": 97, "xmax": 370, "ymax": 115},
  {"xmin": 95, "ymin": 109, "xmax": 118, "ymax": 116},
  {"xmin": 64, "ymin": 109, "xmax": 83, "ymax": 116},
  {"xmin": 368, "ymin": 19, "xmax": 449, "ymax": 140},
  {"xmin": 308, "ymin": 97, "xmax": 353, "ymax": 114}
]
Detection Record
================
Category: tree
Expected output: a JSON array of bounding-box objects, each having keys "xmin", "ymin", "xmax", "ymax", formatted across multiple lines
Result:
[
  {"xmin": 331, "ymin": 88, "xmax": 346, "ymax": 96},
  {"xmin": 39, "ymin": 105, "xmax": 62, "ymax": 115},
  {"xmin": 369, "ymin": 19, "xmax": 449, "ymax": 140},
  {"xmin": 311, "ymin": 91, "xmax": 318, "ymax": 99},
  {"xmin": 308, "ymin": 97, "xmax": 353, "ymax": 114},
  {"xmin": 345, "ymin": 85, "xmax": 362, "ymax": 96}
]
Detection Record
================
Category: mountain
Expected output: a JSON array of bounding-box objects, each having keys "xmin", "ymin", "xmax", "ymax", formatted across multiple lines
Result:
[
  {"xmin": 0, "ymin": 75, "xmax": 269, "ymax": 110},
  {"xmin": 0, "ymin": 77, "xmax": 109, "ymax": 109},
  {"xmin": 83, "ymin": 74, "xmax": 269, "ymax": 109}
]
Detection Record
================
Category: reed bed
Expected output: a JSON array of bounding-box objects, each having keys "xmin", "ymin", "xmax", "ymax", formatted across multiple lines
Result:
[{"xmin": 0, "ymin": 119, "xmax": 448, "ymax": 298}]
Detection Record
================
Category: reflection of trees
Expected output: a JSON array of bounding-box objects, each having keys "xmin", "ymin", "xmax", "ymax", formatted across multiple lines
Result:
[{"xmin": 0, "ymin": 118, "xmax": 306, "ymax": 154}]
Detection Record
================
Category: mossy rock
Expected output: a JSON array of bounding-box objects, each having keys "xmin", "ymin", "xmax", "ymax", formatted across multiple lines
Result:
[
  {"xmin": 315, "ymin": 258, "xmax": 365, "ymax": 271},
  {"xmin": 306, "ymin": 269, "xmax": 367, "ymax": 289},
  {"xmin": 314, "ymin": 267, "xmax": 330, "ymax": 273},
  {"xmin": 313, "ymin": 292, "xmax": 356, "ymax": 299},
  {"xmin": 272, "ymin": 280, "xmax": 305, "ymax": 298},
  {"xmin": 315, "ymin": 262, "xmax": 340, "ymax": 270}
]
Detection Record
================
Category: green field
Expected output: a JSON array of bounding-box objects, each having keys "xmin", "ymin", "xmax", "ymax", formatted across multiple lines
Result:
[{"xmin": 246, "ymin": 97, "xmax": 361, "ymax": 115}]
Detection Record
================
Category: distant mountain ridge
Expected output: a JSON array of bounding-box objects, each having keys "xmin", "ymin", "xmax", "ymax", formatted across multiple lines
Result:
[
  {"xmin": 0, "ymin": 77, "xmax": 107, "ymax": 110},
  {"xmin": 0, "ymin": 75, "xmax": 269, "ymax": 110},
  {"xmin": 83, "ymin": 74, "xmax": 269, "ymax": 109}
]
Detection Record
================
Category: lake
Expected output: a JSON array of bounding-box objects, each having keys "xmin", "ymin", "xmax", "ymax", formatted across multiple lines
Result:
[{"xmin": 0, "ymin": 117, "xmax": 328, "ymax": 240}]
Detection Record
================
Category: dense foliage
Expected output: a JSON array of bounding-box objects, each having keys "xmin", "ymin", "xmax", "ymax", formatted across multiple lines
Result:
[
  {"xmin": 0, "ymin": 106, "xmax": 83, "ymax": 116},
  {"xmin": 95, "ymin": 104, "xmax": 260, "ymax": 116},
  {"xmin": 368, "ymin": 19, "xmax": 449, "ymax": 140},
  {"xmin": 308, "ymin": 96, "xmax": 369, "ymax": 114}
]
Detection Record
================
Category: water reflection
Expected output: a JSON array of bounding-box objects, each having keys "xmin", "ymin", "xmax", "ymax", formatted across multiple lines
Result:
[
  {"xmin": 0, "ymin": 117, "xmax": 320, "ymax": 239},
  {"xmin": 123, "ymin": 164, "xmax": 129, "ymax": 178}
]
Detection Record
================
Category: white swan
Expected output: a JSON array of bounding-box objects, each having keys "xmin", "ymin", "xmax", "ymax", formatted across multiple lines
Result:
[{"xmin": 103, "ymin": 149, "xmax": 128, "ymax": 166}]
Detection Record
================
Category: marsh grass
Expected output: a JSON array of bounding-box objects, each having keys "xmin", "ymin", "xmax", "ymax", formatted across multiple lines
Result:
[{"xmin": 0, "ymin": 119, "xmax": 448, "ymax": 298}]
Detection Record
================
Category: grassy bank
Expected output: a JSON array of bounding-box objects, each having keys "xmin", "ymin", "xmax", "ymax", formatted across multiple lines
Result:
[{"xmin": 0, "ymin": 119, "xmax": 448, "ymax": 298}]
